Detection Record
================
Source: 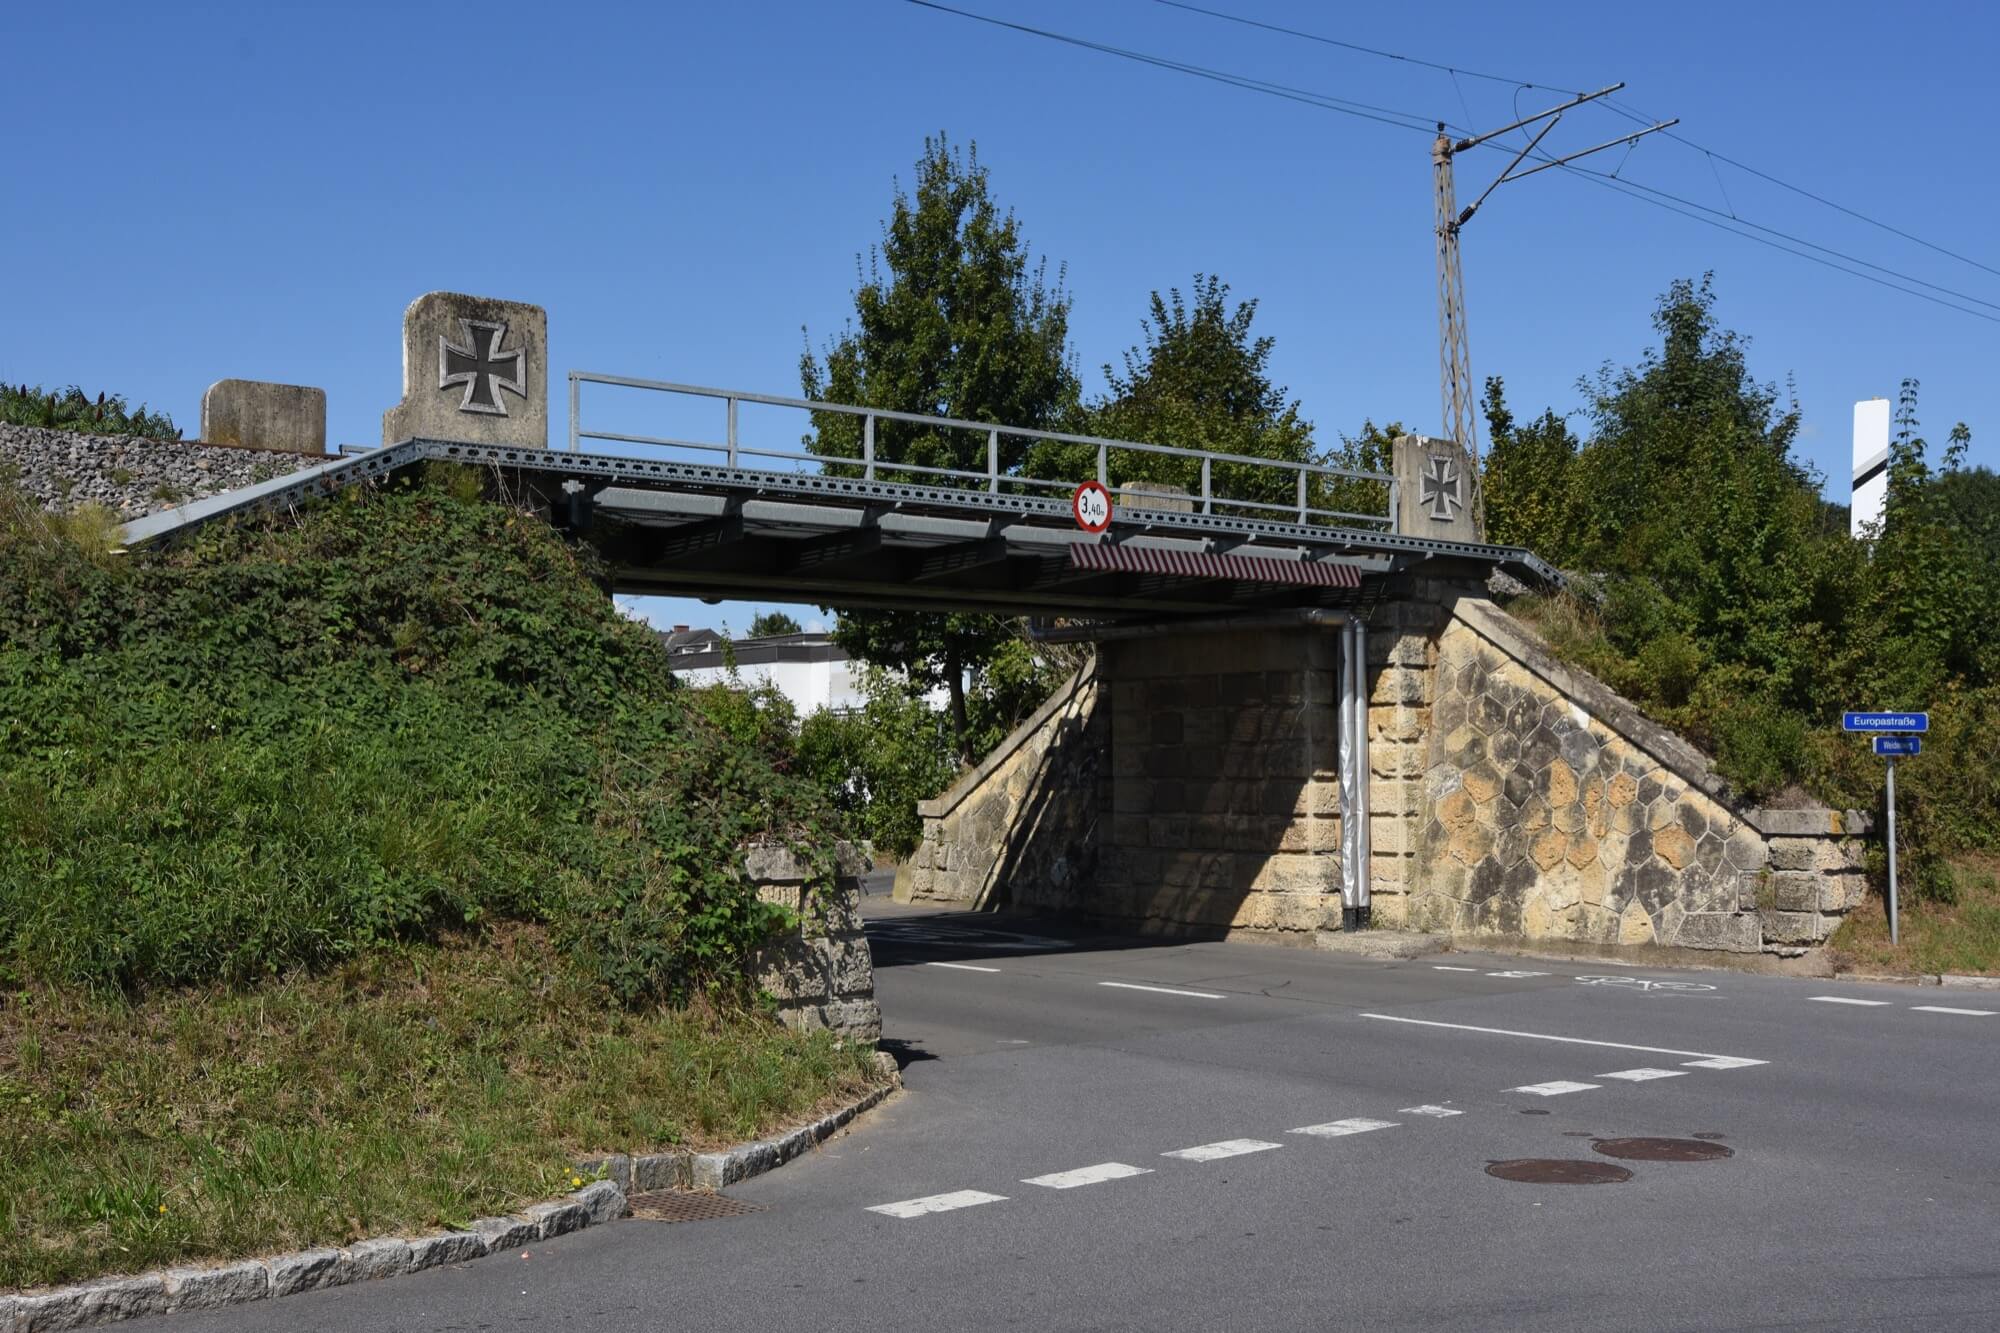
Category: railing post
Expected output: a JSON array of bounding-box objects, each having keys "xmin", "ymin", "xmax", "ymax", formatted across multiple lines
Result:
[
  {"xmin": 567, "ymin": 373, "xmax": 579, "ymax": 453},
  {"xmin": 864, "ymin": 414, "xmax": 876, "ymax": 480},
  {"xmin": 988, "ymin": 429, "xmax": 999, "ymax": 494},
  {"xmin": 1201, "ymin": 456, "xmax": 1212, "ymax": 514},
  {"xmin": 1387, "ymin": 479, "xmax": 1400, "ymax": 533},
  {"xmin": 1296, "ymin": 468, "xmax": 1308, "ymax": 523},
  {"xmin": 1096, "ymin": 443, "xmax": 1108, "ymax": 488},
  {"xmin": 727, "ymin": 396, "xmax": 738, "ymax": 469}
]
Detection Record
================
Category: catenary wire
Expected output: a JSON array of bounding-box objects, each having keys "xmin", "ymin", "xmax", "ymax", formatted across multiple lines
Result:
[
  {"xmin": 1150, "ymin": 0, "xmax": 2000, "ymax": 282},
  {"xmin": 904, "ymin": 1, "xmax": 1443, "ymax": 134},
  {"xmin": 905, "ymin": 0, "xmax": 2000, "ymax": 322}
]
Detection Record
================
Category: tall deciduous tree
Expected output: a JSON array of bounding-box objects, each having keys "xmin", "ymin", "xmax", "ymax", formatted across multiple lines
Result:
[
  {"xmin": 800, "ymin": 136, "xmax": 1077, "ymax": 757},
  {"xmin": 1025, "ymin": 276, "xmax": 1318, "ymax": 510}
]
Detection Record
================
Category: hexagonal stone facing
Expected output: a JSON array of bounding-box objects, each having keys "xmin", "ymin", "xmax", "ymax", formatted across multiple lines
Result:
[
  {"xmin": 1544, "ymin": 759, "xmax": 1579, "ymax": 808},
  {"xmin": 1531, "ymin": 830, "xmax": 1568, "ymax": 871},
  {"xmin": 1487, "ymin": 730, "xmax": 1522, "ymax": 766},
  {"xmin": 1607, "ymin": 772, "xmax": 1638, "ymax": 808},
  {"xmin": 1462, "ymin": 764, "xmax": 1502, "ymax": 803},
  {"xmin": 1439, "ymin": 789, "xmax": 1478, "ymax": 831},
  {"xmin": 1655, "ymin": 826, "xmax": 1696, "ymax": 870}
]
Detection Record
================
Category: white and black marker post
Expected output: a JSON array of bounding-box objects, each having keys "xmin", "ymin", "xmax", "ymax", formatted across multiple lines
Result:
[{"xmin": 1844, "ymin": 712, "xmax": 1927, "ymax": 946}]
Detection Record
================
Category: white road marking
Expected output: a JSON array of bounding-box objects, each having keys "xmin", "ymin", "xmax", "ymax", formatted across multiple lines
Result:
[
  {"xmin": 1290, "ymin": 1118, "xmax": 1399, "ymax": 1137},
  {"xmin": 1399, "ymin": 1104, "xmax": 1463, "ymax": 1117},
  {"xmin": 1485, "ymin": 970, "xmax": 1550, "ymax": 978},
  {"xmin": 1681, "ymin": 1056, "xmax": 1768, "ymax": 1069},
  {"xmin": 1360, "ymin": 1013, "xmax": 1750, "ymax": 1062},
  {"xmin": 1912, "ymin": 1005, "xmax": 1996, "ymax": 1016},
  {"xmin": 1098, "ymin": 981, "xmax": 1226, "ymax": 999},
  {"xmin": 1810, "ymin": 996, "xmax": 1892, "ymax": 1006},
  {"xmin": 1022, "ymin": 1162, "xmax": 1154, "ymax": 1189},
  {"xmin": 868, "ymin": 1189, "xmax": 1008, "ymax": 1218},
  {"xmin": 1432, "ymin": 965, "xmax": 1479, "ymax": 972},
  {"xmin": 925, "ymin": 961, "xmax": 1001, "ymax": 973},
  {"xmin": 1162, "ymin": 1139, "xmax": 1285, "ymax": 1162},
  {"xmin": 1597, "ymin": 1067, "xmax": 1687, "ymax": 1082},
  {"xmin": 1511, "ymin": 1080, "xmax": 1601, "ymax": 1096}
]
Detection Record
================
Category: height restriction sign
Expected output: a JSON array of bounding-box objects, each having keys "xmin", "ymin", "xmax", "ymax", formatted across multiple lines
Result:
[{"xmin": 1072, "ymin": 480, "xmax": 1113, "ymax": 532}]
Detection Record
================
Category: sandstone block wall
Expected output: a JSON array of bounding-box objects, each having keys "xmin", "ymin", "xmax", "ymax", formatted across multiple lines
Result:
[
  {"xmin": 0, "ymin": 423, "xmax": 324, "ymax": 519},
  {"xmin": 1410, "ymin": 596, "xmax": 1870, "ymax": 956},
  {"xmin": 903, "ymin": 661, "xmax": 1105, "ymax": 909},
  {"xmin": 747, "ymin": 843, "xmax": 880, "ymax": 1041},
  {"xmin": 1092, "ymin": 628, "xmax": 1339, "ymax": 944}
]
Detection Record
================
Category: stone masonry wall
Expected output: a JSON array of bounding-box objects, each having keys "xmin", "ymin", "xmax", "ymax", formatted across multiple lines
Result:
[
  {"xmin": 1407, "ymin": 595, "xmax": 1870, "ymax": 956},
  {"xmin": 902, "ymin": 661, "xmax": 1106, "ymax": 910},
  {"xmin": 0, "ymin": 423, "xmax": 323, "ymax": 519},
  {"xmin": 1093, "ymin": 628, "xmax": 1340, "ymax": 944},
  {"xmin": 747, "ymin": 843, "xmax": 881, "ymax": 1042}
]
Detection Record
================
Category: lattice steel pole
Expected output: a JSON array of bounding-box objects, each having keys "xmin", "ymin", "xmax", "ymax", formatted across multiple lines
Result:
[{"xmin": 1433, "ymin": 128, "xmax": 1476, "ymax": 466}]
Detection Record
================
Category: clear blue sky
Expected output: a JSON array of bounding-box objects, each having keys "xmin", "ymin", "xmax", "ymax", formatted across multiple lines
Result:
[{"xmin": 5, "ymin": 0, "xmax": 1994, "ymax": 635}]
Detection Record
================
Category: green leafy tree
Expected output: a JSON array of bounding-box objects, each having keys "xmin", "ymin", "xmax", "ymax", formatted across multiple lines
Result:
[
  {"xmin": 1481, "ymin": 376, "xmax": 1579, "ymax": 556},
  {"xmin": 746, "ymin": 610, "xmax": 804, "ymax": 639},
  {"xmin": 800, "ymin": 135, "xmax": 1078, "ymax": 757},
  {"xmin": 1025, "ymin": 276, "xmax": 1318, "ymax": 511},
  {"xmin": 796, "ymin": 669, "xmax": 957, "ymax": 856}
]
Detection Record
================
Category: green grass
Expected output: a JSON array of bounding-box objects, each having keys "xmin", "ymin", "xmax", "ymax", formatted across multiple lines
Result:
[
  {"xmin": 1830, "ymin": 855, "xmax": 2000, "ymax": 978},
  {"xmin": 0, "ymin": 927, "xmax": 886, "ymax": 1291}
]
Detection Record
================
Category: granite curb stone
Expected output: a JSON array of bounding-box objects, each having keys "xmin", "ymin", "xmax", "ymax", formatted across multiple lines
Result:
[{"xmin": 0, "ymin": 1071, "xmax": 898, "ymax": 1332}]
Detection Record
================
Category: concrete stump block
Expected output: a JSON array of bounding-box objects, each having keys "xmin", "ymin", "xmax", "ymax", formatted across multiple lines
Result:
[
  {"xmin": 383, "ymin": 291, "xmax": 547, "ymax": 447},
  {"xmin": 201, "ymin": 379, "xmax": 326, "ymax": 455}
]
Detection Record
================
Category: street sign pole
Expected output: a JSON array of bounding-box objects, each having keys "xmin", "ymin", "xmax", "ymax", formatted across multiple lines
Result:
[{"xmin": 1885, "ymin": 757, "xmax": 1899, "ymax": 947}]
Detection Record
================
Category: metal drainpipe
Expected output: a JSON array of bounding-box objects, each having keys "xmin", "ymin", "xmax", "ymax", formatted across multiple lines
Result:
[{"xmin": 1350, "ymin": 617, "xmax": 1372, "ymax": 929}]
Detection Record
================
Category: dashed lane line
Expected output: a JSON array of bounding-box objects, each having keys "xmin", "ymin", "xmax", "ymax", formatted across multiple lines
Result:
[
  {"xmin": 924, "ymin": 961, "xmax": 1001, "ymax": 973},
  {"xmin": 1510, "ymin": 1080, "xmax": 1601, "ymax": 1096},
  {"xmin": 1597, "ymin": 1067, "xmax": 1688, "ymax": 1081},
  {"xmin": 1161, "ymin": 1139, "xmax": 1285, "ymax": 1162},
  {"xmin": 1022, "ymin": 1162, "xmax": 1154, "ymax": 1189},
  {"xmin": 1290, "ymin": 1118, "xmax": 1399, "ymax": 1138},
  {"xmin": 868, "ymin": 1190, "xmax": 1008, "ymax": 1219},
  {"xmin": 1400, "ymin": 1104, "xmax": 1464, "ymax": 1117},
  {"xmin": 1810, "ymin": 996, "xmax": 1892, "ymax": 1006},
  {"xmin": 1911, "ymin": 1005, "xmax": 1996, "ymax": 1016},
  {"xmin": 1432, "ymin": 965, "xmax": 1479, "ymax": 972},
  {"xmin": 1098, "ymin": 981, "xmax": 1227, "ymax": 999},
  {"xmin": 1682, "ymin": 1056, "xmax": 1767, "ymax": 1069}
]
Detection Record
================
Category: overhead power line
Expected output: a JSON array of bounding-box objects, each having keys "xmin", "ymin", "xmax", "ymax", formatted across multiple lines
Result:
[
  {"xmin": 1150, "ymin": 0, "xmax": 2000, "ymax": 284},
  {"xmin": 902, "ymin": 0, "xmax": 1441, "ymax": 134},
  {"xmin": 903, "ymin": 0, "xmax": 2000, "ymax": 327}
]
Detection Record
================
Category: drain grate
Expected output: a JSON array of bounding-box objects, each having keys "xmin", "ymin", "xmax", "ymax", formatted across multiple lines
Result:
[
  {"xmin": 626, "ymin": 1190, "xmax": 767, "ymax": 1223},
  {"xmin": 1485, "ymin": 1158, "xmax": 1633, "ymax": 1185},
  {"xmin": 1592, "ymin": 1137, "xmax": 1734, "ymax": 1162}
]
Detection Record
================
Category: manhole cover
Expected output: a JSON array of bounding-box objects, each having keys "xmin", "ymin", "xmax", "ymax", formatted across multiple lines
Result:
[
  {"xmin": 1485, "ymin": 1158, "xmax": 1634, "ymax": 1185},
  {"xmin": 1592, "ymin": 1137, "xmax": 1734, "ymax": 1162},
  {"xmin": 627, "ymin": 1191, "xmax": 767, "ymax": 1223}
]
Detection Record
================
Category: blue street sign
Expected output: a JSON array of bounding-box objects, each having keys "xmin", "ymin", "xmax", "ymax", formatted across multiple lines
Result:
[
  {"xmin": 1874, "ymin": 736, "xmax": 1921, "ymax": 756},
  {"xmin": 1843, "ymin": 711, "xmax": 1929, "ymax": 733}
]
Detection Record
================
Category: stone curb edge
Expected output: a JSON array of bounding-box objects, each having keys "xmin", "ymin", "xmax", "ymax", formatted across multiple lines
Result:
[{"xmin": 1, "ymin": 1054, "xmax": 900, "ymax": 1333}]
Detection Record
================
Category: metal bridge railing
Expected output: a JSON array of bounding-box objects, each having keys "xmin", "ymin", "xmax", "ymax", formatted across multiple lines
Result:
[{"xmin": 569, "ymin": 372, "xmax": 1399, "ymax": 533}]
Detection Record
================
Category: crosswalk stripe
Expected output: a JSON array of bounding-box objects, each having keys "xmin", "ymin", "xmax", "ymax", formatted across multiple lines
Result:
[
  {"xmin": 1510, "ymin": 1080, "xmax": 1600, "ymax": 1096},
  {"xmin": 867, "ymin": 1189, "xmax": 1008, "ymax": 1218},
  {"xmin": 1290, "ymin": 1118, "xmax": 1399, "ymax": 1137},
  {"xmin": 1022, "ymin": 1162, "xmax": 1153, "ymax": 1189},
  {"xmin": 1162, "ymin": 1139, "xmax": 1284, "ymax": 1162}
]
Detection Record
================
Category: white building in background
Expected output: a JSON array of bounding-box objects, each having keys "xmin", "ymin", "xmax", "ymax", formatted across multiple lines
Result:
[
  {"xmin": 662, "ymin": 627, "xmax": 871, "ymax": 713},
  {"xmin": 1851, "ymin": 398, "xmax": 1891, "ymax": 537}
]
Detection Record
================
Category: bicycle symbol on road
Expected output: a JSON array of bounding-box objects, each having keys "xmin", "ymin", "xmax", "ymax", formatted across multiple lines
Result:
[{"xmin": 1573, "ymin": 975, "xmax": 1717, "ymax": 994}]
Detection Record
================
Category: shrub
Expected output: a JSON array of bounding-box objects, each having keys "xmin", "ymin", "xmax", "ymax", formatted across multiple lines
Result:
[
  {"xmin": 0, "ymin": 383, "xmax": 180, "ymax": 440},
  {"xmin": 0, "ymin": 470, "xmax": 836, "ymax": 1002}
]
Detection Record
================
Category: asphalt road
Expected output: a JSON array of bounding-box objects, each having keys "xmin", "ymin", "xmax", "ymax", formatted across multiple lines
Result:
[{"xmin": 131, "ymin": 889, "xmax": 2000, "ymax": 1332}]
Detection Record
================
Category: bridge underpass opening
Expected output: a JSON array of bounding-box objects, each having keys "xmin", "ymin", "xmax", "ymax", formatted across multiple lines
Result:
[{"xmin": 120, "ymin": 370, "xmax": 1561, "ymax": 938}]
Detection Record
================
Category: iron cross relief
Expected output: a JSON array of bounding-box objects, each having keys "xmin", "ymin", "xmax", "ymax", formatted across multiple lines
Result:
[
  {"xmin": 438, "ymin": 319, "xmax": 527, "ymax": 416},
  {"xmin": 1421, "ymin": 453, "xmax": 1464, "ymax": 522}
]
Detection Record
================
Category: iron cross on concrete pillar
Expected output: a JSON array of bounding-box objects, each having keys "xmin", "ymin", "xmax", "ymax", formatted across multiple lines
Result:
[{"xmin": 439, "ymin": 319, "xmax": 527, "ymax": 416}]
